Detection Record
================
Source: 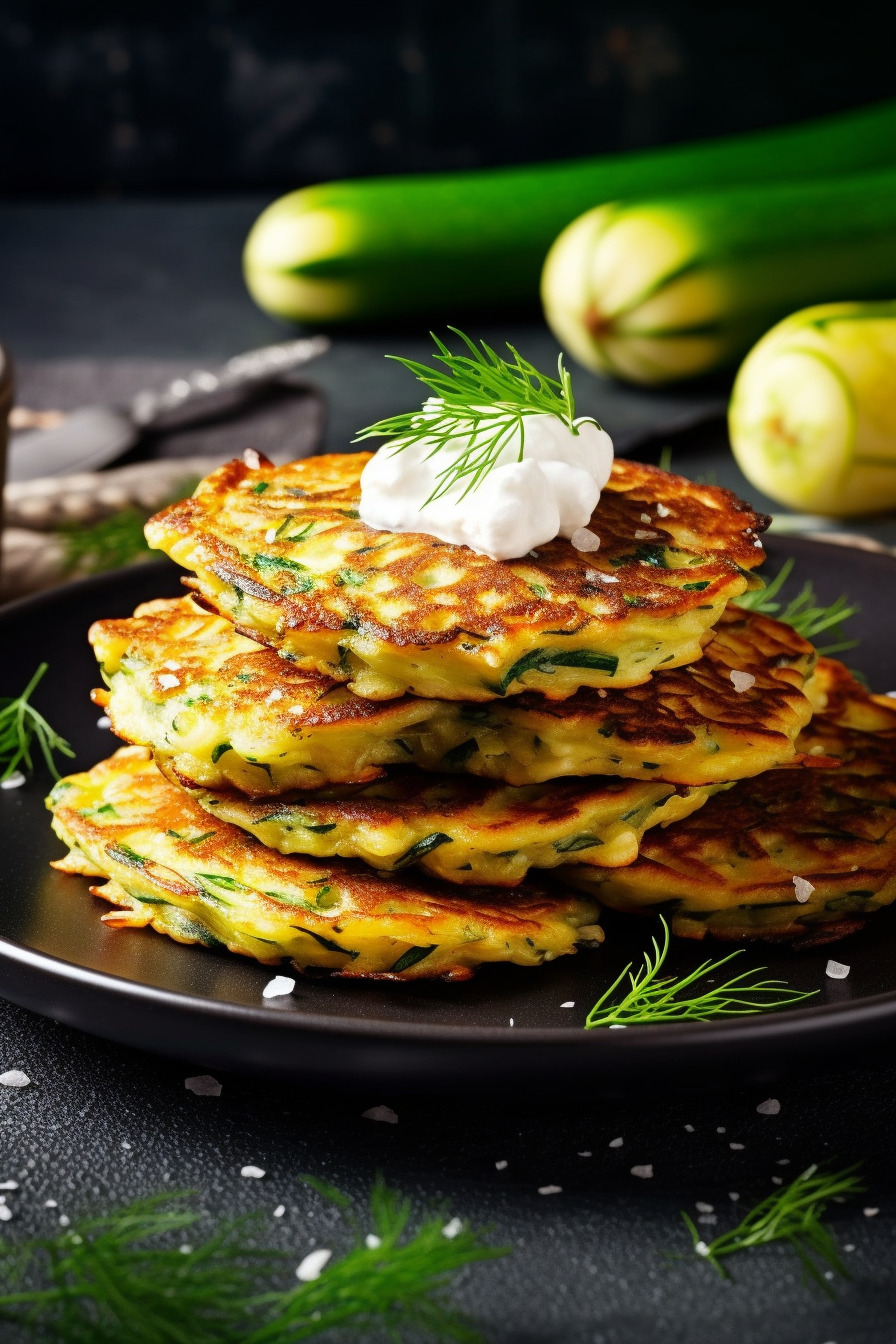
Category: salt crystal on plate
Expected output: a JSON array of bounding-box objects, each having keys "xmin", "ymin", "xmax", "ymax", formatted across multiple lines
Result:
[
  {"xmin": 266, "ymin": 688, "xmax": 284, "ymax": 704},
  {"xmin": 362, "ymin": 1105, "xmax": 398, "ymax": 1124},
  {"xmin": 864, "ymin": 1207, "xmax": 880, "ymax": 1217},
  {"xmin": 0, "ymin": 1070, "xmax": 30, "ymax": 1088},
  {"xmin": 0, "ymin": 1181, "xmax": 18, "ymax": 1190},
  {"xmin": 609, "ymin": 1137, "xmax": 623, "ymax": 1148},
  {"xmin": 0, "ymin": 773, "xmax": 25, "ymax": 791},
  {"xmin": 96, "ymin": 716, "xmax": 112, "ymax": 730},
  {"xmin": 273, "ymin": 1205, "xmax": 286, "ymax": 1218},
  {"xmin": 442, "ymin": 1216, "xmax": 464, "ymax": 1236},
  {"xmin": 640, "ymin": 513, "xmax": 652, "ymax": 524},
  {"xmin": 729, "ymin": 1142, "xmax": 745, "ymax": 1151},
  {"xmin": 263, "ymin": 976, "xmax": 296, "ymax": 1000},
  {"xmin": 560, "ymin": 1001, "xmax": 575, "ymax": 1008},
  {"xmin": 571, "ymin": 528, "xmax": 600, "ymax": 552},
  {"xmin": 44, "ymin": 1199, "xmax": 57, "ymax": 1208},
  {"xmin": 578, "ymin": 1152, "xmax": 592, "ymax": 1158},
  {"xmin": 655, "ymin": 503, "xmax": 671, "ymax": 518},
  {"xmin": 243, "ymin": 449, "xmax": 262, "ymax": 469},
  {"xmin": 729, "ymin": 1192, "xmax": 740, "ymax": 1202},
  {"xmin": 757, "ymin": 1098, "xmax": 781, "ymax": 1116},
  {"xmin": 684, "ymin": 1124, "xmax": 695, "ymax": 1133},
  {"xmin": 0, "ymin": 1207, "xmax": 11, "ymax": 1223},
  {"xmin": 793, "ymin": 875, "xmax": 815, "ymax": 903},
  {"xmin": 179, "ymin": 1243, "xmax": 192, "ymax": 1254},
  {"xmin": 826, "ymin": 960, "xmax": 850, "ymax": 980},
  {"xmin": 365, "ymin": 1233, "xmax": 381, "ymax": 1248},
  {"xmin": 241, "ymin": 1165, "xmax": 266, "ymax": 1179},
  {"xmin": 730, "ymin": 671, "xmax": 756, "ymax": 693},
  {"xmin": 772, "ymin": 1177, "xmax": 783, "ymax": 1185},
  {"xmin": 538, "ymin": 1185, "xmax": 562, "ymax": 1196},
  {"xmin": 296, "ymin": 1248, "xmax": 332, "ymax": 1281},
  {"xmin": 185, "ymin": 1075, "xmax": 222, "ymax": 1097},
  {"xmin": 694, "ymin": 1240, "xmax": 710, "ymax": 1257},
  {"xmin": 630, "ymin": 1165, "xmax": 653, "ymax": 1179},
  {"xmin": 634, "ymin": 529, "xmax": 658, "ymax": 540},
  {"xmin": 59, "ymin": 1215, "xmax": 70, "ymax": 1227},
  {"xmin": 696, "ymin": 1202, "xmax": 713, "ymax": 1213},
  {"xmin": 495, "ymin": 1160, "xmax": 508, "ymax": 1170}
]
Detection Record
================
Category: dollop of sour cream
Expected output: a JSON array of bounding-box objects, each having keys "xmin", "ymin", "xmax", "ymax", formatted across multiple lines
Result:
[{"xmin": 359, "ymin": 409, "xmax": 614, "ymax": 560}]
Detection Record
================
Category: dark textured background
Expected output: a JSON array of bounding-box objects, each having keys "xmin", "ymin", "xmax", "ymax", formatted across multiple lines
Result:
[
  {"xmin": 2, "ymin": 1, "xmax": 896, "ymax": 196},
  {"xmin": 1, "ymin": 198, "xmax": 896, "ymax": 1342}
]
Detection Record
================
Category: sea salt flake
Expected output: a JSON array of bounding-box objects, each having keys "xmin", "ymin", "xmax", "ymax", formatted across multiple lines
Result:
[
  {"xmin": 630, "ymin": 1165, "xmax": 653, "ymax": 1180},
  {"xmin": 634, "ymin": 529, "xmax": 658, "ymax": 540},
  {"xmin": 96, "ymin": 716, "xmax": 112, "ymax": 730},
  {"xmin": 655, "ymin": 503, "xmax": 671, "ymax": 518},
  {"xmin": 296, "ymin": 1248, "xmax": 332, "ymax": 1281},
  {"xmin": 362, "ymin": 1105, "xmax": 398, "ymax": 1124},
  {"xmin": 0, "ymin": 1070, "xmax": 30, "ymax": 1088},
  {"xmin": 684, "ymin": 1125, "xmax": 695, "ymax": 1133},
  {"xmin": 561, "ymin": 1001, "xmax": 575, "ymax": 1008},
  {"xmin": 0, "ymin": 773, "xmax": 25, "ymax": 791},
  {"xmin": 757, "ymin": 1098, "xmax": 781, "ymax": 1116},
  {"xmin": 0, "ymin": 1207, "xmax": 11, "ymax": 1223},
  {"xmin": 537, "ymin": 1185, "xmax": 562, "ymax": 1196},
  {"xmin": 826, "ymin": 960, "xmax": 851, "ymax": 980},
  {"xmin": 243, "ymin": 449, "xmax": 262, "ymax": 470},
  {"xmin": 241, "ymin": 1165, "xmax": 266, "ymax": 1179},
  {"xmin": 495, "ymin": 1160, "xmax": 508, "ymax": 1170},
  {"xmin": 273, "ymin": 1205, "xmax": 285, "ymax": 1218},
  {"xmin": 44, "ymin": 1199, "xmax": 57, "ymax": 1208},
  {"xmin": 185, "ymin": 1075, "xmax": 222, "ymax": 1097},
  {"xmin": 730, "ymin": 671, "xmax": 756, "ymax": 693},
  {"xmin": 158, "ymin": 673, "xmax": 180, "ymax": 690},
  {"xmin": 864, "ymin": 1207, "xmax": 880, "ymax": 1217},
  {"xmin": 121, "ymin": 1140, "xmax": 132, "ymax": 1150},
  {"xmin": 729, "ymin": 1192, "xmax": 740, "ymax": 1202},
  {"xmin": 698, "ymin": 1214, "xmax": 717, "ymax": 1225},
  {"xmin": 442, "ymin": 1216, "xmax": 464, "ymax": 1236},
  {"xmin": 772, "ymin": 1177, "xmax": 783, "ymax": 1185},
  {"xmin": 716, "ymin": 1127, "xmax": 726, "ymax": 1134},
  {"xmin": 695, "ymin": 1240, "xmax": 710, "ymax": 1257},
  {"xmin": 777, "ymin": 1158, "xmax": 790, "ymax": 1166},
  {"xmin": 571, "ymin": 528, "xmax": 601, "ymax": 553},
  {"xmin": 640, "ymin": 513, "xmax": 652, "ymax": 524},
  {"xmin": 578, "ymin": 1152, "xmax": 592, "ymax": 1158},
  {"xmin": 365, "ymin": 1233, "xmax": 381, "ymax": 1248},
  {"xmin": 263, "ymin": 975, "xmax": 296, "ymax": 999},
  {"xmin": 729, "ymin": 1143, "xmax": 745, "ymax": 1151},
  {"xmin": 179, "ymin": 1244, "xmax": 192, "ymax": 1254},
  {"xmin": 844, "ymin": 1244, "xmax": 856, "ymax": 1252},
  {"xmin": 793, "ymin": 875, "xmax": 815, "ymax": 903},
  {"xmin": 608, "ymin": 1023, "xmax": 627, "ymax": 1029},
  {"xmin": 597, "ymin": 573, "xmax": 619, "ymax": 583},
  {"xmin": 609, "ymin": 1137, "xmax": 624, "ymax": 1148},
  {"xmin": 0, "ymin": 1181, "xmax": 19, "ymax": 1191},
  {"xmin": 266, "ymin": 688, "xmax": 284, "ymax": 704},
  {"xmin": 598, "ymin": 689, "xmax": 608, "ymax": 697},
  {"xmin": 58, "ymin": 1215, "xmax": 70, "ymax": 1227},
  {"xmin": 696, "ymin": 1202, "xmax": 714, "ymax": 1213}
]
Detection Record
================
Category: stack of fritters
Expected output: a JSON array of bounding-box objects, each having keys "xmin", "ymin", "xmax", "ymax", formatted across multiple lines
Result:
[{"xmin": 51, "ymin": 449, "xmax": 886, "ymax": 980}]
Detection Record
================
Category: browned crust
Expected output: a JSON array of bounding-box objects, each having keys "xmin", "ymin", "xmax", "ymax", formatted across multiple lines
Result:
[{"xmin": 145, "ymin": 453, "xmax": 769, "ymax": 650}]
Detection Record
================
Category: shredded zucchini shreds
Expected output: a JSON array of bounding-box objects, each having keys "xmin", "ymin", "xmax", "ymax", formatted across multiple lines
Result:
[
  {"xmin": 584, "ymin": 917, "xmax": 816, "ymax": 1028},
  {"xmin": 0, "ymin": 663, "xmax": 74, "ymax": 782},
  {"xmin": 353, "ymin": 327, "xmax": 599, "ymax": 504},
  {"xmin": 682, "ymin": 1163, "xmax": 865, "ymax": 1293}
]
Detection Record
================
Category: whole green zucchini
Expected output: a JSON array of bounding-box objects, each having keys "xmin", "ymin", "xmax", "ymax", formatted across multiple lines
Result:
[
  {"xmin": 541, "ymin": 168, "xmax": 896, "ymax": 384},
  {"xmin": 244, "ymin": 99, "xmax": 896, "ymax": 324}
]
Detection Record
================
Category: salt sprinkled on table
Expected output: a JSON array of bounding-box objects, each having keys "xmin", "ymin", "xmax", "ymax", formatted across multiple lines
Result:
[
  {"xmin": 0, "ymin": 773, "xmax": 25, "ymax": 791},
  {"xmin": 240, "ymin": 1165, "xmax": 266, "ymax": 1179},
  {"xmin": 263, "ymin": 975, "xmax": 296, "ymax": 999},
  {"xmin": 296, "ymin": 1248, "xmax": 332, "ymax": 1281},
  {"xmin": 0, "ymin": 1070, "xmax": 30, "ymax": 1088},
  {"xmin": 362, "ymin": 1105, "xmax": 398, "ymax": 1124},
  {"xmin": 756, "ymin": 1098, "xmax": 781, "ymax": 1116}
]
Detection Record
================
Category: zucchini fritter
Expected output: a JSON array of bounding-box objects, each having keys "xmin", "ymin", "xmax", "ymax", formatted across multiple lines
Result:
[
  {"xmin": 568, "ymin": 660, "xmax": 896, "ymax": 944},
  {"xmin": 144, "ymin": 452, "xmax": 768, "ymax": 701},
  {"xmin": 161, "ymin": 763, "xmax": 721, "ymax": 885},
  {"xmin": 92, "ymin": 600, "xmax": 814, "ymax": 794},
  {"xmin": 47, "ymin": 748, "xmax": 602, "ymax": 980}
]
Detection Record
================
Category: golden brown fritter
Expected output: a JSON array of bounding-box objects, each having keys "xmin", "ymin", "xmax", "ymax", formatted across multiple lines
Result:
[
  {"xmin": 47, "ymin": 748, "xmax": 602, "ymax": 981},
  {"xmin": 568, "ymin": 659, "xmax": 896, "ymax": 944},
  {"xmin": 144, "ymin": 452, "xmax": 768, "ymax": 701},
  {"xmin": 161, "ymin": 761, "xmax": 721, "ymax": 886},
  {"xmin": 91, "ymin": 599, "xmax": 814, "ymax": 795}
]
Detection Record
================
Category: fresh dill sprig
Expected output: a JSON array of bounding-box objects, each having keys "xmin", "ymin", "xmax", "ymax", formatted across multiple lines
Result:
[
  {"xmin": 584, "ymin": 917, "xmax": 816, "ymax": 1029},
  {"xmin": 0, "ymin": 1180, "xmax": 505, "ymax": 1344},
  {"xmin": 353, "ymin": 328, "xmax": 598, "ymax": 504},
  {"xmin": 737, "ymin": 558, "xmax": 858, "ymax": 655},
  {"xmin": 0, "ymin": 664, "xmax": 74, "ymax": 783},
  {"xmin": 682, "ymin": 1163, "xmax": 865, "ymax": 1292}
]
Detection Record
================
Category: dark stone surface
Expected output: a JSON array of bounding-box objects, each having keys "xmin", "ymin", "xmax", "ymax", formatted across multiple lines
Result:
[{"xmin": 1, "ymin": 198, "xmax": 895, "ymax": 1340}]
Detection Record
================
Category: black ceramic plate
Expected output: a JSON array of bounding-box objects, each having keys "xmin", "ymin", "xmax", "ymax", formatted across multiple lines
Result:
[{"xmin": 1, "ymin": 537, "xmax": 895, "ymax": 1094}]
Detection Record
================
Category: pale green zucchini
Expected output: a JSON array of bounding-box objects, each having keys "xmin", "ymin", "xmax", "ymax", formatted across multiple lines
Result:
[
  {"xmin": 541, "ymin": 170, "xmax": 896, "ymax": 384},
  {"xmin": 243, "ymin": 100, "xmax": 896, "ymax": 324},
  {"xmin": 729, "ymin": 300, "xmax": 896, "ymax": 516}
]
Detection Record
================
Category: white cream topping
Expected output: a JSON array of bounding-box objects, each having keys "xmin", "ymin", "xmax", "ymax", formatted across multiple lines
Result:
[{"xmin": 358, "ymin": 410, "xmax": 614, "ymax": 561}]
